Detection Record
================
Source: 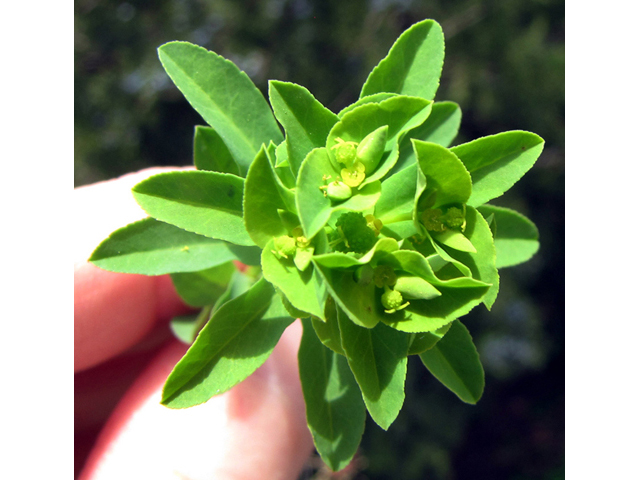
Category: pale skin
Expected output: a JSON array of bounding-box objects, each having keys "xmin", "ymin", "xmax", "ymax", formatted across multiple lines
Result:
[{"xmin": 75, "ymin": 168, "xmax": 314, "ymax": 480}]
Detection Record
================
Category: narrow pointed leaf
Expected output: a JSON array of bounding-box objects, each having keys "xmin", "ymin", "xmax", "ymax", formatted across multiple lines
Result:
[
  {"xmin": 361, "ymin": 19, "xmax": 444, "ymax": 101},
  {"xmin": 477, "ymin": 205, "xmax": 540, "ymax": 269},
  {"xmin": 131, "ymin": 170, "xmax": 253, "ymax": 246},
  {"xmin": 299, "ymin": 319, "xmax": 366, "ymax": 471},
  {"xmin": 419, "ymin": 320, "xmax": 484, "ymax": 404},
  {"xmin": 269, "ymin": 81, "xmax": 339, "ymax": 174},
  {"xmin": 193, "ymin": 125, "xmax": 240, "ymax": 175},
  {"xmin": 450, "ymin": 131, "xmax": 544, "ymax": 207},
  {"xmin": 158, "ymin": 42, "xmax": 283, "ymax": 175},
  {"xmin": 162, "ymin": 278, "xmax": 294, "ymax": 408},
  {"xmin": 337, "ymin": 310, "xmax": 409, "ymax": 430},
  {"xmin": 90, "ymin": 217, "xmax": 243, "ymax": 275}
]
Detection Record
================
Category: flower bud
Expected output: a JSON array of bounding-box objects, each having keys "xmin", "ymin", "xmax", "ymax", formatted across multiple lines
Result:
[
  {"xmin": 356, "ymin": 125, "xmax": 388, "ymax": 174},
  {"xmin": 326, "ymin": 180, "xmax": 353, "ymax": 201},
  {"xmin": 273, "ymin": 235, "xmax": 297, "ymax": 258}
]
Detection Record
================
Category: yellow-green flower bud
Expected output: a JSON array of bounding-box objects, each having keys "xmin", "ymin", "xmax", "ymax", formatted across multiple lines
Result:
[
  {"xmin": 326, "ymin": 180, "xmax": 353, "ymax": 201},
  {"xmin": 331, "ymin": 138, "xmax": 358, "ymax": 166},
  {"xmin": 273, "ymin": 235, "xmax": 297, "ymax": 258},
  {"xmin": 341, "ymin": 161, "xmax": 366, "ymax": 187},
  {"xmin": 381, "ymin": 285, "xmax": 410, "ymax": 313},
  {"xmin": 356, "ymin": 125, "xmax": 388, "ymax": 174}
]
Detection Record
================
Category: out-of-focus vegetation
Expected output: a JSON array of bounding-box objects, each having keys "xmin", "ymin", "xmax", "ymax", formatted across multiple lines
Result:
[{"xmin": 75, "ymin": 0, "xmax": 564, "ymax": 478}]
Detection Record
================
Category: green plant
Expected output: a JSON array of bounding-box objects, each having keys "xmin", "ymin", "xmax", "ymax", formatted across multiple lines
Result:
[{"xmin": 89, "ymin": 19, "xmax": 543, "ymax": 472}]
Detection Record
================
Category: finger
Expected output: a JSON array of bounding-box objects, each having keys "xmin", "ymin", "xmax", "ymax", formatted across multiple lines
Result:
[
  {"xmin": 74, "ymin": 168, "xmax": 193, "ymax": 373},
  {"xmin": 78, "ymin": 321, "xmax": 314, "ymax": 480}
]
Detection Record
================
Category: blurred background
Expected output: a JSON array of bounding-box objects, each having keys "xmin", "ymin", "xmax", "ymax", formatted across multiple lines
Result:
[{"xmin": 75, "ymin": 0, "xmax": 564, "ymax": 478}]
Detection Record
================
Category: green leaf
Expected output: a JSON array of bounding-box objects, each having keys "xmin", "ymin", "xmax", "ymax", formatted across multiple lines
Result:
[
  {"xmin": 131, "ymin": 170, "xmax": 253, "ymax": 246},
  {"xmin": 337, "ymin": 93, "xmax": 398, "ymax": 118},
  {"xmin": 299, "ymin": 318, "xmax": 365, "ymax": 471},
  {"xmin": 477, "ymin": 205, "xmax": 540, "ymax": 269},
  {"xmin": 193, "ymin": 126, "xmax": 240, "ymax": 175},
  {"xmin": 442, "ymin": 206, "xmax": 499, "ymax": 309},
  {"xmin": 170, "ymin": 262, "xmax": 236, "ymax": 307},
  {"xmin": 90, "ymin": 217, "xmax": 243, "ymax": 275},
  {"xmin": 326, "ymin": 96, "xmax": 433, "ymax": 187},
  {"xmin": 430, "ymin": 230, "xmax": 477, "ymax": 253},
  {"xmin": 337, "ymin": 310, "xmax": 409, "ymax": 430},
  {"xmin": 170, "ymin": 305, "xmax": 213, "ymax": 344},
  {"xmin": 450, "ymin": 131, "xmax": 544, "ymax": 207},
  {"xmin": 408, "ymin": 101, "xmax": 462, "ymax": 148},
  {"xmin": 408, "ymin": 322, "xmax": 451, "ymax": 355},
  {"xmin": 269, "ymin": 81, "xmax": 339, "ymax": 175},
  {"xmin": 361, "ymin": 19, "xmax": 444, "ymax": 101},
  {"xmin": 312, "ymin": 296, "xmax": 345, "ymax": 356},
  {"xmin": 375, "ymin": 163, "xmax": 418, "ymax": 225},
  {"xmin": 413, "ymin": 140, "xmax": 472, "ymax": 208},
  {"xmin": 243, "ymin": 147, "xmax": 292, "ymax": 248},
  {"xmin": 161, "ymin": 278, "xmax": 294, "ymax": 408},
  {"xmin": 419, "ymin": 320, "xmax": 484, "ymax": 404},
  {"xmin": 391, "ymin": 101, "xmax": 462, "ymax": 175},
  {"xmin": 261, "ymin": 239, "xmax": 327, "ymax": 320},
  {"xmin": 158, "ymin": 42, "xmax": 283, "ymax": 175}
]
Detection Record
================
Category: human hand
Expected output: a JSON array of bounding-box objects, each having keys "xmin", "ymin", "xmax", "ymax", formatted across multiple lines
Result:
[{"xmin": 75, "ymin": 168, "xmax": 314, "ymax": 480}]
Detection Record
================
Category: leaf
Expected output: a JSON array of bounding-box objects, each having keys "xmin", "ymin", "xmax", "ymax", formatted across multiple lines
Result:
[
  {"xmin": 299, "ymin": 318, "xmax": 365, "ymax": 471},
  {"xmin": 408, "ymin": 101, "xmax": 462, "ymax": 148},
  {"xmin": 269, "ymin": 81, "xmax": 339, "ymax": 175},
  {"xmin": 158, "ymin": 42, "xmax": 283, "ymax": 175},
  {"xmin": 337, "ymin": 310, "xmax": 409, "ymax": 430},
  {"xmin": 90, "ymin": 217, "xmax": 243, "ymax": 275},
  {"xmin": 312, "ymin": 296, "xmax": 345, "ymax": 356},
  {"xmin": 413, "ymin": 140, "xmax": 472, "ymax": 208},
  {"xmin": 243, "ymin": 147, "xmax": 291, "ymax": 248},
  {"xmin": 326, "ymin": 96, "xmax": 433, "ymax": 187},
  {"xmin": 450, "ymin": 131, "xmax": 544, "ymax": 207},
  {"xmin": 261, "ymin": 239, "xmax": 327, "ymax": 320},
  {"xmin": 337, "ymin": 93, "xmax": 398, "ymax": 118},
  {"xmin": 430, "ymin": 230, "xmax": 477, "ymax": 253},
  {"xmin": 440, "ymin": 206, "xmax": 500, "ymax": 309},
  {"xmin": 419, "ymin": 320, "xmax": 484, "ymax": 404},
  {"xmin": 170, "ymin": 305, "xmax": 213, "ymax": 344},
  {"xmin": 161, "ymin": 278, "xmax": 294, "ymax": 408},
  {"xmin": 131, "ymin": 170, "xmax": 254, "ymax": 246},
  {"xmin": 375, "ymin": 163, "xmax": 418, "ymax": 225},
  {"xmin": 361, "ymin": 19, "xmax": 444, "ymax": 101},
  {"xmin": 477, "ymin": 205, "xmax": 540, "ymax": 269},
  {"xmin": 193, "ymin": 125, "xmax": 240, "ymax": 175},
  {"xmin": 408, "ymin": 322, "xmax": 451, "ymax": 355},
  {"xmin": 391, "ymin": 101, "xmax": 462, "ymax": 175},
  {"xmin": 169, "ymin": 262, "xmax": 236, "ymax": 307}
]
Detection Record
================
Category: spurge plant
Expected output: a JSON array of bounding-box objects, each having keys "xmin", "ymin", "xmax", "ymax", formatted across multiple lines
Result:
[{"xmin": 89, "ymin": 19, "xmax": 544, "ymax": 471}]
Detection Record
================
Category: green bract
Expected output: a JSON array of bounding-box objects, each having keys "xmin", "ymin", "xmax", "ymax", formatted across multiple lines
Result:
[{"xmin": 89, "ymin": 19, "xmax": 544, "ymax": 472}]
